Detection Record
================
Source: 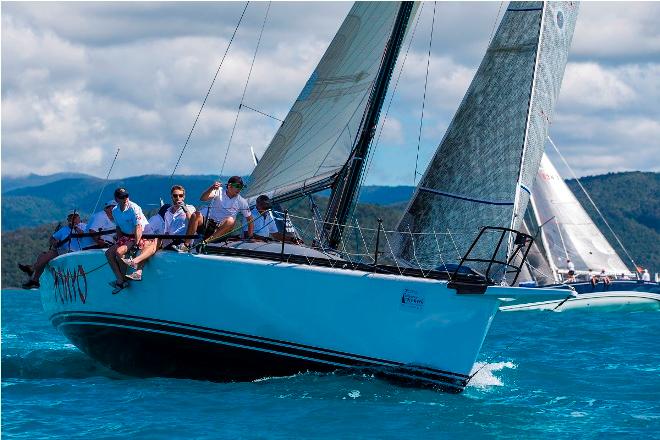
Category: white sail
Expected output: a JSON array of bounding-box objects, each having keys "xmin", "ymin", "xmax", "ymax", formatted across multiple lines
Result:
[
  {"xmin": 531, "ymin": 153, "xmax": 631, "ymax": 276},
  {"xmin": 395, "ymin": 1, "xmax": 578, "ymax": 272},
  {"xmin": 246, "ymin": 2, "xmax": 408, "ymax": 201}
]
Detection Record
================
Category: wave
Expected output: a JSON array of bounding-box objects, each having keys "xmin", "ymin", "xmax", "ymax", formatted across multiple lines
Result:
[
  {"xmin": 467, "ymin": 361, "xmax": 516, "ymax": 388},
  {"xmin": 1, "ymin": 348, "xmax": 123, "ymax": 380}
]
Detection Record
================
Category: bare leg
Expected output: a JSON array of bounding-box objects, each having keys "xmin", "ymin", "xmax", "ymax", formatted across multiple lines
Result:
[
  {"xmin": 131, "ymin": 239, "xmax": 158, "ymax": 267},
  {"xmin": 30, "ymin": 249, "xmax": 59, "ymax": 281},
  {"xmin": 206, "ymin": 217, "xmax": 236, "ymax": 243},
  {"xmin": 106, "ymin": 244, "xmax": 129, "ymax": 283},
  {"xmin": 184, "ymin": 212, "xmax": 204, "ymax": 246}
]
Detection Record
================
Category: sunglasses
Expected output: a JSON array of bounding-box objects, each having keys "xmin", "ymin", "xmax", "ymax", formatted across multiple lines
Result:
[
  {"xmin": 228, "ymin": 183, "xmax": 244, "ymax": 190},
  {"xmin": 171, "ymin": 193, "xmax": 185, "ymax": 198},
  {"xmin": 115, "ymin": 194, "xmax": 129, "ymax": 200}
]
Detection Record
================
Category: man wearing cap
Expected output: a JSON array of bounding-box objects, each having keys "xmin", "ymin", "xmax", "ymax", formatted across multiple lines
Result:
[
  {"xmin": 105, "ymin": 187, "xmax": 149, "ymax": 293},
  {"xmin": 18, "ymin": 212, "xmax": 86, "ymax": 289},
  {"xmin": 178, "ymin": 176, "xmax": 253, "ymax": 250},
  {"xmin": 82, "ymin": 200, "xmax": 117, "ymax": 249}
]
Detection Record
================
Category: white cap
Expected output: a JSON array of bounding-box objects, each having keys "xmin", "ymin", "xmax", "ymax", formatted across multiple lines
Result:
[{"xmin": 104, "ymin": 199, "xmax": 118, "ymax": 208}]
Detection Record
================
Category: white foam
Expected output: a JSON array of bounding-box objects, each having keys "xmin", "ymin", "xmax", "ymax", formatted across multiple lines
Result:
[
  {"xmin": 347, "ymin": 390, "xmax": 360, "ymax": 399},
  {"xmin": 467, "ymin": 361, "xmax": 517, "ymax": 388}
]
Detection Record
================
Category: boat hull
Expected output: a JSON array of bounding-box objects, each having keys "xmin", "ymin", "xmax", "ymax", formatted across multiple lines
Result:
[
  {"xmin": 40, "ymin": 250, "xmax": 565, "ymax": 391},
  {"xmin": 501, "ymin": 281, "xmax": 660, "ymax": 312}
]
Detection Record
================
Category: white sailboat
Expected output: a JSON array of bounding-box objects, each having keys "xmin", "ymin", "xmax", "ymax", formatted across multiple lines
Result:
[
  {"xmin": 500, "ymin": 152, "xmax": 660, "ymax": 312},
  {"xmin": 40, "ymin": 1, "xmax": 578, "ymax": 392}
]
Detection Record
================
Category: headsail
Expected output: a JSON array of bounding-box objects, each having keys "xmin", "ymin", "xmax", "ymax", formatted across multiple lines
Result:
[
  {"xmin": 530, "ymin": 153, "xmax": 631, "ymax": 276},
  {"xmin": 395, "ymin": 1, "xmax": 578, "ymax": 273},
  {"xmin": 246, "ymin": 2, "xmax": 410, "ymax": 202}
]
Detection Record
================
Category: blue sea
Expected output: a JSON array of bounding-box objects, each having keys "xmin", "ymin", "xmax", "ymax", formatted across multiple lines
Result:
[{"xmin": 2, "ymin": 289, "xmax": 659, "ymax": 439}]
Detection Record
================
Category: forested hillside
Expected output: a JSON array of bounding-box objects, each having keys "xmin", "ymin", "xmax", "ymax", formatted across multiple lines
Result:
[{"xmin": 567, "ymin": 172, "xmax": 659, "ymax": 276}]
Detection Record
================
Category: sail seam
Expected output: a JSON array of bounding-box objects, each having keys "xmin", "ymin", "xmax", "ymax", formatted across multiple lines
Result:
[{"xmin": 418, "ymin": 187, "xmax": 514, "ymax": 206}]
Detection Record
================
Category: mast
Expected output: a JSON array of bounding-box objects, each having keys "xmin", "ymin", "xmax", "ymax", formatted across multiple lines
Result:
[{"xmin": 323, "ymin": 1, "xmax": 414, "ymax": 250}]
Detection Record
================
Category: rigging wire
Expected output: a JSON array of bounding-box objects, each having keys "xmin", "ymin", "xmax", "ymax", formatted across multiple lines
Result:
[
  {"xmin": 487, "ymin": 1, "xmax": 504, "ymax": 46},
  {"xmin": 90, "ymin": 147, "xmax": 120, "ymax": 214},
  {"xmin": 170, "ymin": 2, "xmax": 250, "ymax": 180},
  {"xmin": 241, "ymin": 103, "xmax": 283, "ymax": 123},
  {"xmin": 413, "ymin": 1, "xmax": 436, "ymax": 186},
  {"xmin": 547, "ymin": 136, "xmax": 640, "ymax": 272},
  {"xmin": 220, "ymin": 1, "xmax": 272, "ymax": 177},
  {"xmin": 358, "ymin": 2, "xmax": 425, "ymax": 200}
]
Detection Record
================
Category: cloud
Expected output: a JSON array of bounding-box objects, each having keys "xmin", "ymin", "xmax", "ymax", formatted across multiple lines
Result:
[
  {"xmin": 560, "ymin": 62, "xmax": 636, "ymax": 109},
  {"xmin": 571, "ymin": 2, "xmax": 660, "ymax": 60},
  {"xmin": 1, "ymin": 2, "xmax": 659, "ymax": 185}
]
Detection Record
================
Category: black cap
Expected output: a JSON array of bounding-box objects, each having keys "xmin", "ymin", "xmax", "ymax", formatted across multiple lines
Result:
[
  {"xmin": 114, "ymin": 187, "xmax": 129, "ymax": 198},
  {"xmin": 227, "ymin": 176, "xmax": 245, "ymax": 186},
  {"xmin": 256, "ymin": 194, "xmax": 272, "ymax": 209}
]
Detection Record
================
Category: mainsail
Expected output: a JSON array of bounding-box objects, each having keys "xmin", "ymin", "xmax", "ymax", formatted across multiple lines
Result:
[
  {"xmin": 246, "ymin": 2, "xmax": 412, "ymax": 202},
  {"xmin": 529, "ymin": 153, "xmax": 631, "ymax": 277},
  {"xmin": 395, "ymin": 1, "xmax": 578, "ymax": 272}
]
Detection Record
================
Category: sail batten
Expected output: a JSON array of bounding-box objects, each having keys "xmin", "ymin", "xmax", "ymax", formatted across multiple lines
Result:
[
  {"xmin": 395, "ymin": 1, "xmax": 578, "ymax": 273},
  {"xmin": 247, "ymin": 2, "xmax": 408, "ymax": 201}
]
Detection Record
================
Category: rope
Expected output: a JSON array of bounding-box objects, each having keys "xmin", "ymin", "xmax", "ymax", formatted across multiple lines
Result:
[
  {"xmin": 170, "ymin": 2, "xmax": 250, "ymax": 179},
  {"xmin": 413, "ymin": 1, "xmax": 436, "ymax": 186},
  {"xmin": 220, "ymin": 1, "xmax": 271, "ymax": 176},
  {"xmin": 241, "ymin": 103, "xmax": 283, "ymax": 122},
  {"xmin": 547, "ymin": 136, "xmax": 639, "ymax": 271},
  {"xmin": 91, "ymin": 147, "xmax": 120, "ymax": 214}
]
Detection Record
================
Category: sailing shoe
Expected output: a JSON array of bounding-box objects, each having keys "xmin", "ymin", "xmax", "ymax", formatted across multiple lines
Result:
[
  {"xmin": 110, "ymin": 280, "xmax": 128, "ymax": 295},
  {"xmin": 125, "ymin": 270, "xmax": 142, "ymax": 281},
  {"xmin": 18, "ymin": 263, "xmax": 34, "ymax": 277},
  {"xmin": 120, "ymin": 256, "xmax": 138, "ymax": 270},
  {"xmin": 172, "ymin": 243, "xmax": 190, "ymax": 253},
  {"xmin": 22, "ymin": 280, "xmax": 40, "ymax": 290}
]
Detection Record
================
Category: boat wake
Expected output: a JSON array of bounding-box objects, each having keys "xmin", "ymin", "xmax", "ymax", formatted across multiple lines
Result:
[
  {"xmin": 467, "ymin": 361, "xmax": 516, "ymax": 388},
  {"xmin": 2, "ymin": 348, "xmax": 123, "ymax": 380}
]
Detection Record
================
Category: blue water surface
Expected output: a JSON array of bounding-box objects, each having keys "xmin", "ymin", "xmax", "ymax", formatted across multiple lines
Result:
[{"xmin": 2, "ymin": 289, "xmax": 659, "ymax": 439}]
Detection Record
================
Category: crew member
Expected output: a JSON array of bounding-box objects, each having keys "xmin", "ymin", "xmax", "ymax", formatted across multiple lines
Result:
[
  {"xmin": 18, "ymin": 212, "xmax": 86, "ymax": 289},
  {"xmin": 178, "ymin": 176, "xmax": 253, "ymax": 251},
  {"xmin": 105, "ymin": 187, "xmax": 148, "ymax": 293}
]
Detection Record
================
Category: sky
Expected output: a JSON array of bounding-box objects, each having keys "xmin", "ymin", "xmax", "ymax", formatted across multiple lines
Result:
[{"xmin": 1, "ymin": 1, "xmax": 659, "ymax": 186}]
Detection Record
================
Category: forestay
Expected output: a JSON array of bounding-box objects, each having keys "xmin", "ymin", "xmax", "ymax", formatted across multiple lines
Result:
[
  {"xmin": 246, "ymin": 2, "xmax": 405, "ymax": 201},
  {"xmin": 395, "ymin": 1, "xmax": 578, "ymax": 273},
  {"xmin": 530, "ymin": 153, "xmax": 631, "ymax": 276}
]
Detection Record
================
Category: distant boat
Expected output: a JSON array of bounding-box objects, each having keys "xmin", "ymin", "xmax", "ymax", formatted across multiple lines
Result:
[
  {"xmin": 40, "ymin": 1, "xmax": 578, "ymax": 392},
  {"xmin": 501, "ymin": 153, "xmax": 660, "ymax": 312}
]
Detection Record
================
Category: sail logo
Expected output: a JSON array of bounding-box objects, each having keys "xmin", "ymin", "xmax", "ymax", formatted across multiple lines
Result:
[
  {"xmin": 556, "ymin": 10, "xmax": 564, "ymax": 29},
  {"xmin": 51, "ymin": 265, "xmax": 88, "ymax": 305},
  {"xmin": 401, "ymin": 289, "xmax": 424, "ymax": 310}
]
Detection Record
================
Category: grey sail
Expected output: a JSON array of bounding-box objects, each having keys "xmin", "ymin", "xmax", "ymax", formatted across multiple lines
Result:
[
  {"xmin": 395, "ymin": 1, "xmax": 578, "ymax": 273},
  {"xmin": 246, "ymin": 2, "xmax": 409, "ymax": 201},
  {"xmin": 530, "ymin": 153, "xmax": 631, "ymax": 277}
]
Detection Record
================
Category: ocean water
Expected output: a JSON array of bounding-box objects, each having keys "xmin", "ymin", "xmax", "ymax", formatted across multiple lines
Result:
[{"xmin": 2, "ymin": 289, "xmax": 659, "ymax": 439}]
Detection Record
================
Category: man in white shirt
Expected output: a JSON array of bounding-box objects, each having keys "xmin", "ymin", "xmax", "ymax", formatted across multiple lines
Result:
[
  {"xmin": 642, "ymin": 269, "xmax": 651, "ymax": 282},
  {"xmin": 242, "ymin": 195, "xmax": 285, "ymax": 241},
  {"xmin": 566, "ymin": 259, "xmax": 576, "ymax": 282},
  {"xmin": 121, "ymin": 185, "xmax": 196, "ymax": 279},
  {"xmin": 105, "ymin": 187, "xmax": 149, "ymax": 293},
  {"xmin": 18, "ymin": 212, "xmax": 86, "ymax": 289},
  {"xmin": 179, "ymin": 176, "xmax": 253, "ymax": 250},
  {"xmin": 82, "ymin": 200, "xmax": 117, "ymax": 249},
  {"xmin": 164, "ymin": 185, "xmax": 196, "ymax": 240}
]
